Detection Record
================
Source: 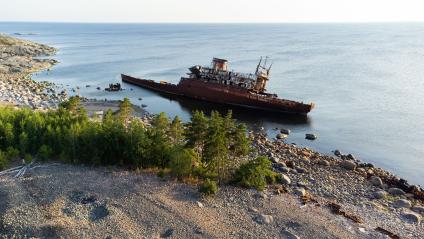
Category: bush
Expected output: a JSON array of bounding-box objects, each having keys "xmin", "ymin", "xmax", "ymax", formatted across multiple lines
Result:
[
  {"xmin": 24, "ymin": 154, "xmax": 33, "ymax": 164},
  {"xmin": 37, "ymin": 145, "xmax": 53, "ymax": 161},
  {"xmin": 0, "ymin": 150, "xmax": 8, "ymax": 170},
  {"xmin": 232, "ymin": 156, "xmax": 277, "ymax": 191},
  {"xmin": 5, "ymin": 147, "xmax": 19, "ymax": 161},
  {"xmin": 169, "ymin": 148, "xmax": 197, "ymax": 179},
  {"xmin": 199, "ymin": 179, "xmax": 218, "ymax": 196}
]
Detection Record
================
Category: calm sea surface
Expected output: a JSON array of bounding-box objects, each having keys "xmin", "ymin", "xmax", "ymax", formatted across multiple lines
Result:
[{"xmin": 1, "ymin": 22, "xmax": 423, "ymax": 185}]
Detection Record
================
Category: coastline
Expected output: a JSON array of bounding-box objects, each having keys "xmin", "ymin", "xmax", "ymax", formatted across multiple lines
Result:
[{"xmin": 1, "ymin": 33, "xmax": 423, "ymax": 238}]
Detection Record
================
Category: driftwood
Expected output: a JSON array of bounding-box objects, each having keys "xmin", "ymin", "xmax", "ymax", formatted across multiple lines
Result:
[{"xmin": 0, "ymin": 162, "xmax": 59, "ymax": 178}]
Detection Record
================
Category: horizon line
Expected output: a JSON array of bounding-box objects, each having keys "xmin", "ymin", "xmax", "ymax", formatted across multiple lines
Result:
[{"xmin": 1, "ymin": 20, "xmax": 424, "ymax": 25}]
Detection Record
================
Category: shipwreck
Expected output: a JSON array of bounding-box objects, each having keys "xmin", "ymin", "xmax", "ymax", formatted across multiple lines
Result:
[{"xmin": 121, "ymin": 58, "xmax": 314, "ymax": 115}]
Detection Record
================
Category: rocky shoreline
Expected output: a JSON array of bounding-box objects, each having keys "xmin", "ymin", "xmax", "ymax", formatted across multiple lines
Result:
[
  {"xmin": 0, "ymin": 33, "xmax": 67, "ymax": 109},
  {"xmin": 1, "ymin": 33, "xmax": 423, "ymax": 238}
]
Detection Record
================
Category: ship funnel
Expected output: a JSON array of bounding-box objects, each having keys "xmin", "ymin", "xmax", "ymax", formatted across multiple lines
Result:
[{"xmin": 212, "ymin": 58, "xmax": 228, "ymax": 71}]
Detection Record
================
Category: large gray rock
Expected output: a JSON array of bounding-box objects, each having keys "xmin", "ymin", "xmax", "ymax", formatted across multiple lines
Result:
[
  {"xmin": 412, "ymin": 206, "xmax": 424, "ymax": 214},
  {"xmin": 388, "ymin": 187, "xmax": 406, "ymax": 196},
  {"xmin": 373, "ymin": 190, "xmax": 387, "ymax": 199},
  {"xmin": 402, "ymin": 211, "xmax": 421, "ymax": 224},
  {"xmin": 370, "ymin": 176, "xmax": 383, "ymax": 188},
  {"xmin": 393, "ymin": 199, "xmax": 412, "ymax": 208},
  {"xmin": 280, "ymin": 128, "xmax": 291, "ymax": 135},
  {"xmin": 305, "ymin": 133, "xmax": 317, "ymax": 140},
  {"xmin": 340, "ymin": 160, "xmax": 356, "ymax": 170}
]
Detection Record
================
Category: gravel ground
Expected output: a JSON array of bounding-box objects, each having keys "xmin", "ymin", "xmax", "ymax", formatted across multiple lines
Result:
[{"xmin": 0, "ymin": 163, "xmax": 395, "ymax": 239}]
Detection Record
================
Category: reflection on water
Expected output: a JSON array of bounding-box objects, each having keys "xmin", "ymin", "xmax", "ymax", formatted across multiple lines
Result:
[{"xmin": 155, "ymin": 92, "xmax": 311, "ymax": 127}]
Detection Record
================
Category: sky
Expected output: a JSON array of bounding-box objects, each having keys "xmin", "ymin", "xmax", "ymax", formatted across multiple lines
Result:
[{"xmin": 1, "ymin": 0, "xmax": 424, "ymax": 23}]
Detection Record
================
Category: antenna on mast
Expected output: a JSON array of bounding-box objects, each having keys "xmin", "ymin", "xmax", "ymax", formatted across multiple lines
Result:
[
  {"xmin": 267, "ymin": 62, "xmax": 273, "ymax": 75},
  {"xmin": 255, "ymin": 57, "xmax": 262, "ymax": 75}
]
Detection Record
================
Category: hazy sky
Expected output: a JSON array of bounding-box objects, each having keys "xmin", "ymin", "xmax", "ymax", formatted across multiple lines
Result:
[{"xmin": 1, "ymin": 0, "xmax": 424, "ymax": 23}]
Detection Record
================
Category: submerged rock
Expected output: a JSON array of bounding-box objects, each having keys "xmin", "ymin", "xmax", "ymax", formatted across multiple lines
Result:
[
  {"xmin": 280, "ymin": 128, "xmax": 291, "ymax": 135},
  {"xmin": 305, "ymin": 134, "xmax": 317, "ymax": 140}
]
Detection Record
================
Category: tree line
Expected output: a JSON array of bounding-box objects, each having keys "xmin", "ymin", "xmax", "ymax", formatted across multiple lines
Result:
[{"xmin": 0, "ymin": 97, "xmax": 281, "ymax": 193}]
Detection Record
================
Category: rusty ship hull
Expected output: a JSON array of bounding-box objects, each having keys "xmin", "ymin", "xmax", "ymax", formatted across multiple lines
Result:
[{"xmin": 121, "ymin": 74, "xmax": 314, "ymax": 115}]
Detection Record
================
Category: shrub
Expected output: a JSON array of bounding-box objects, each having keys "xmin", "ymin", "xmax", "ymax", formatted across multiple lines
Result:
[
  {"xmin": 24, "ymin": 154, "xmax": 33, "ymax": 164},
  {"xmin": 0, "ymin": 150, "xmax": 8, "ymax": 170},
  {"xmin": 169, "ymin": 148, "xmax": 197, "ymax": 179},
  {"xmin": 5, "ymin": 147, "xmax": 19, "ymax": 161},
  {"xmin": 157, "ymin": 170, "xmax": 165, "ymax": 178},
  {"xmin": 199, "ymin": 179, "xmax": 218, "ymax": 196},
  {"xmin": 37, "ymin": 145, "xmax": 53, "ymax": 161},
  {"xmin": 232, "ymin": 156, "xmax": 277, "ymax": 191}
]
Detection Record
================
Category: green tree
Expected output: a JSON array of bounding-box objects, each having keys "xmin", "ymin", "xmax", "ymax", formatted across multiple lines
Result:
[
  {"xmin": 169, "ymin": 116, "xmax": 184, "ymax": 144},
  {"xmin": 203, "ymin": 111, "xmax": 229, "ymax": 182},
  {"xmin": 118, "ymin": 97, "xmax": 133, "ymax": 126},
  {"xmin": 185, "ymin": 111, "xmax": 208, "ymax": 156}
]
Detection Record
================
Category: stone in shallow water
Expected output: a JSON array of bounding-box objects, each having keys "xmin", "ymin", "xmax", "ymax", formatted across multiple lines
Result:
[{"xmin": 305, "ymin": 133, "xmax": 317, "ymax": 140}]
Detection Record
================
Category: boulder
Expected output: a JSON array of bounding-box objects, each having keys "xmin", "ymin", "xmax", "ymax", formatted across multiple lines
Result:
[
  {"xmin": 370, "ymin": 176, "xmax": 383, "ymax": 188},
  {"xmin": 402, "ymin": 211, "xmax": 421, "ymax": 224},
  {"xmin": 393, "ymin": 199, "xmax": 411, "ymax": 208},
  {"xmin": 373, "ymin": 190, "xmax": 387, "ymax": 199},
  {"xmin": 319, "ymin": 159, "xmax": 330, "ymax": 166},
  {"xmin": 340, "ymin": 160, "xmax": 356, "ymax": 170},
  {"xmin": 388, "ymin": 187, "xmax": 406, "ymax": 196},
  {"xmin": 295, "ymin": 166, "xmax": 307, "ymax": 174},
  {"xmin": 334, "ymin": 150, "xmax": 342, "ymax": 157},
  {"xmin": 276, "ymin": 133, "xmax": 288, "ymax": 140},
  {"xmin": 305, "ymin": 134, "xmax": 317, "ymax": 140},
  {"xmin": 280, "ymin": 128, "xmax": 291, "ymax": 135},
  {"xmin": 412, "ymin": 206, "xmax": 424, "ymax": 214},
  {"xmin": 280, "ymin": 174, "xmax": 291, "ymax": 185}
]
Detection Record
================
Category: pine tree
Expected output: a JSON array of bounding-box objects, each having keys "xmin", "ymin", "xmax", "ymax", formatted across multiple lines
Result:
[
  {"xmin": 169, "ymin": 116, "xmax": 184, "ymax": 144},
  {"xmin": 185, "ymin": 110, "xmax": 208, "ymax": 156},
  {"xmin": 118, "ymin": 97, "xmax": 133, "ymax": 126}
]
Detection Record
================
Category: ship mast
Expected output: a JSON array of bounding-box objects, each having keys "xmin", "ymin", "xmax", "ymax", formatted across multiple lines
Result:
[{"xmin": 253, "ymin": 56, "xmax": 271, "ymax": 93}]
